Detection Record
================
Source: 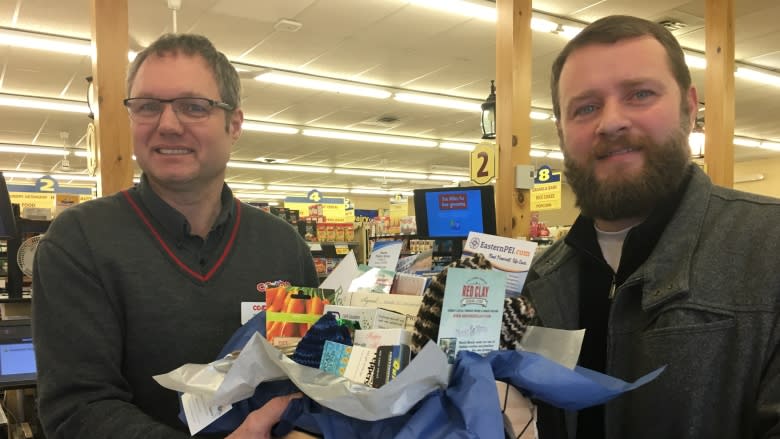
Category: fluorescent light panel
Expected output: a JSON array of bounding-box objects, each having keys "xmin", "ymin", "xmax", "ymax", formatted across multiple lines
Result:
[
  {"xmin": 408, "ymin": 0, "xmax": 496, "ymax": 21},
  {"xmin": 0, "ymin": 145, "xmax": 66, "ymax": 156},
  {"xmin": 267, "ymin": 185, "xmax": 349, "ymax": 194},
  {"xmin": 735, "ymin": 67, "xmax": 780, "ymax": 87},
  {"xmin": 334, "ymin": 169, "xmax": 429, "ymax": 180},
  {"xmin": 0, "ymin": 28, "xmax": 91, "ymax": 56},
  {"xmin": 255, "ymin": 71, "xmax": 391, "ymax": 99},
  {"xmin": 0, "ymin": 94, "xmax": 88, "ymax": 114},
  {"xmin": 427, "ymin": 174, "xmax": 470, "ymax": 182},
  {"xmin": 227, "ymin": 161, "xmax": 332, "ymax": 173},
  {"xmin": 393, "ymin": 93, "xmax": 481, "ymax": 112},
  {"xmin": 439, "ymin": 142, "xmax": 475, "ymax": 151},
  {"xmin": 242, "ymin": 121, "xmax": 298, "ymax": 135},
  {"xmin": 303, "ymin": 128, "xmax": 438, "ymax": 148}
]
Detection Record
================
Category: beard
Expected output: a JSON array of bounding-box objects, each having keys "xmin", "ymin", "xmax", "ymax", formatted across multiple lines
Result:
[{"xmin": 562, "ymin": 123, "xmax": 692, "ymax": 221}]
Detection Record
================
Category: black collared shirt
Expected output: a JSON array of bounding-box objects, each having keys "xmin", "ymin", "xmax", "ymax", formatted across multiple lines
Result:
[{"xmin": 135, "ymin": 174, "xmax": 235, "ymax": 274}]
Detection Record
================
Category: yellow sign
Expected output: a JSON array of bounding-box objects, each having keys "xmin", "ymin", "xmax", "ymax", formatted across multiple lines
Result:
[
  {"xmin": 531, "ymin": 178, "xmax": 562, "ymax": 211},
  {"xmin": 470, "ymin": 141, "xmax": 495, "ymax": 185},
  {"xmin": 285, "ymin": 199, "xmax": 347, "ymax": 222}
]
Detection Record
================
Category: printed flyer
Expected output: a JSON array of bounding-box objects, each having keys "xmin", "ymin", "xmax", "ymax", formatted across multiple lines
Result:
[
  {"xmin": 437, "ymin": 267, "xmax": 506, "ymax": 363},
  {"xmin": 461, "ymin": 232, "xmax": 537, "ymax": 295}
]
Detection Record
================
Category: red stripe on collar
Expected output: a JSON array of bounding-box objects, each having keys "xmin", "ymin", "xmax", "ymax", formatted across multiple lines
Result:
[{"xmin": 121, "ymin": 190, "xmax": 241, "ymax": 283}]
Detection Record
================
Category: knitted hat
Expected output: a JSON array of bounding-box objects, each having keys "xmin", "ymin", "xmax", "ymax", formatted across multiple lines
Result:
[
  {"xmin": 411, "ymin": 253, "xmax": 539, "ymax": 354},
  {"xmin": 291, "ymin": 312, "xmax": 353, "ymax": 368}
]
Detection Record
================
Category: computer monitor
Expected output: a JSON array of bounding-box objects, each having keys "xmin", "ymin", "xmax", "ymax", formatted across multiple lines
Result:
[
  {"xmin": 413, "ymin": 185, "xmax": 497, "ymax": 238},
  {"xmin": 0, "ymin": 319, "xmax": 36, "ymax": 390}
]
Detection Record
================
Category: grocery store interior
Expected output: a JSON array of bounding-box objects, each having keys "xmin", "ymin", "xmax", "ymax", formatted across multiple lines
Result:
[{"xmin": 0, "ymin": 0, "xmax": 778, "ymax": 437}]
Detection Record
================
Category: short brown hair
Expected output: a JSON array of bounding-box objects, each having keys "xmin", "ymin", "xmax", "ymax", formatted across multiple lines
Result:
[
  {"xmin": 126, "ymin": 33, "xmax": 241, "ymax": 113},
  {"xmin": 550, "ymin": 15, "xmax": 691, "ymax": 120}
]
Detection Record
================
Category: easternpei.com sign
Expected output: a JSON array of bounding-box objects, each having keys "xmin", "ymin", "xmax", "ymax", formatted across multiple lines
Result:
[{"xmin": 460, "ymin": 232, "xmax": 538, "ymax": 295}]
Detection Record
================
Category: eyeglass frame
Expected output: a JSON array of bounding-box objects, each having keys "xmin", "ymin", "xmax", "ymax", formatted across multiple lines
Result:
[{"xmin": 122, "ymin": 97, "xmax": 236, "ymax": 124}]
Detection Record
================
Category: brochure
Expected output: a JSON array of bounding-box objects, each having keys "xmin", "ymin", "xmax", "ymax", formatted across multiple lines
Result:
[
  {"xmin": 461, "ymin": 232, "xmax": 537, "ymax": 295},
  {"xmin": 437, "ymin": 267, "xmax": 506, "ymax": 362}
]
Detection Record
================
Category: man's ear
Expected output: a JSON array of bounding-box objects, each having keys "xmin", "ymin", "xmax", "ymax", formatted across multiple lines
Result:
[
  {"xmin": 687, "ymin": 86, "xmax": 698, "ymax": 129},
  {"xmin": 229, "ymin": 108, "xmax": 243, "ymax": 141}
]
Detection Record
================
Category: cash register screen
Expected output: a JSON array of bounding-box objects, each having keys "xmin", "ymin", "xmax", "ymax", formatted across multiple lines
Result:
[{"xmin": 0, "ymin": 319, "xmax": 36, "ymax": 389}]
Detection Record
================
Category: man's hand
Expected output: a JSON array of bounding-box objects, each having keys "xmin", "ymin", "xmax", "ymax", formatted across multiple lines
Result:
[{"xmin": 226, "ymin": 393, "xmax": 302, "ymax": 439}]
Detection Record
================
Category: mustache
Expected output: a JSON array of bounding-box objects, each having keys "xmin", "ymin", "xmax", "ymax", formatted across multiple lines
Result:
[{"xmin": 592, "ymin": 136, "xmax": 645, "ymax": 159}]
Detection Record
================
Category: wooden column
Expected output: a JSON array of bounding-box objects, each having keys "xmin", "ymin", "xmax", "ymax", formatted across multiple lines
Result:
[
  {"xmin": 91, "ymin": 0, "xmax": 133, "ymax": 196},
  {"xmin": 704, "ymin": 0, "xmax": 735, "ymax": 187},
  {"xmin": 495, "ymin": 0, "xmax": 532, "ymax": 238}
]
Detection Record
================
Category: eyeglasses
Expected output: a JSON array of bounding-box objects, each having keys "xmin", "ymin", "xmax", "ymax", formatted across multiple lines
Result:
[{"xmin": 123, "ymin": 97, "xmax": 235, "ymax": 124}]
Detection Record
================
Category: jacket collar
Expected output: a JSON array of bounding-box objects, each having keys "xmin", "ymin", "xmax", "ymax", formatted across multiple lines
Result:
[{"xmin": 528, "ymin": 164, "xmax": 713, "ymax": 312}]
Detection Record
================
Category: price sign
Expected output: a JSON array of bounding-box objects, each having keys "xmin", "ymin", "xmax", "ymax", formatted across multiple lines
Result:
[{"xmin": 335, "ymin": 244, "xmax": 350, "ymax": 255}]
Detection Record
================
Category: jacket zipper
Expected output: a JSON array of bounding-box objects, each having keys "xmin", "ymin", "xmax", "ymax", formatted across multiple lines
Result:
[{"xmin": 608, "ymin": 274, "xmax": 617, "ymax": 300}]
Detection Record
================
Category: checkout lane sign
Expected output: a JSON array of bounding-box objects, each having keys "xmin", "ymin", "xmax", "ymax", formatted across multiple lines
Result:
[
  {"xmin": 470, "ymin": 141, "xmax": 495, "ymax": 185},
  {"xmin": 531, "ymin": 165, "xmax": 562, "ymax": 211}
]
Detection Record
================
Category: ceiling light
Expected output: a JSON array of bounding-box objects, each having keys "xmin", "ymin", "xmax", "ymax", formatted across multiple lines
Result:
[
  {"xmin": 253, "ymin": 157, "xmax": 290, "ymax": 164},
  {"xmin": 335, "ymin": 169, "xmax": 429, "ymax": 180},
  {"xmin": 0, "ymin": 28, "xmax": 91, "ymax": 56},
  {"xmin": 530, "ymin": 149, "xmax": 548, "ymax": 158},
  {"xmin": 407, "ymin": 0, "xmax": 496, "ymax": 21},
  {"xmin": 547, "ymin": 151, "xmax": 564, "ymax": 160},
  {"xmin": 0, "ymin": 145, "xmax": 67, "ymax": 156},
  {"xmin": 761, "ymin": 141, "xmax": 780, "ymax": 151},
  {"xmin": 529, "ymin": 111, "xmax": 551, "ymax": 120},
  {"xmin": 255, "ymin": 71, "xmax": 392, "ymax": 99},
  {"xmin": 242, "ymin": 121, "xmax": 299, "ymax": 134},
  {"xmin": 267, "ymin": 185, "xmax": 349, "ymax": 194},
  {"xmin": 531, "ymin": 17, "xmax": 559, "ymax": 33},
  {"xmin": 427, "ymin": 174, "xmax": 470, "ymax": 182},
  {"xmin": 0, "ymin": 94, "xmax": 88, "ymax": 113},
  {"xmin": 684, "ymin": 53, "xmax": 707, "ymax": 70},
  {"xmin": 351, "ymin": 188, "xmax": 414, "ymax": 196},
  {"xmin": 303, "ymin": 129, "xmax": 438, "ymax": 148},
  {"xmin": 439, "ymin": 142, "xmax": 476, "ymax": 151},
  {"xmin": 735, "ymin": 67, "xmax": 780, "ymax": 87},
  {"xmin": 393, "ymin": 92, "xmax": 481, "ymax": 112},
  {"xmin": 233, "ymin": 192, "xmax": 288, "ymax": 200},
  {"xmin": 559, "ymin": 25, "xmax": 583, "ymax": 39},
  {"xmin": 227, "ymin": 161, "xmax": 332, "ymax": 173},
  {"xmin": 733, "ymin": 137, "xmax": 762, "ymax": 148},
  {"xmin": 49, "ymin": 174, "xmax": 98, "ymax": 182},
  {"xmin": 73, "ymin": 150, "xmax": 89, "ymax": 157},
  {"xmin": 226, "ymin": 182, "xmax": 266, "ymax": 190}
]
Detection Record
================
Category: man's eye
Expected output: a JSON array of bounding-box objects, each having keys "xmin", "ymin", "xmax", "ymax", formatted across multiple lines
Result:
[
  {"xmin": 136, "ymin": 102, "xmax": 160, "ymax": 113},
  {"xmin": 573, "ymin": 105, "xmax": 596, "ymax": 117},
  {"xmin": 634, "ymin": 90, "xmax": 654, "ymax": 99},
  {"xmin": 180, "ymin": 101, "xmax": 210, "ymax": 114}
]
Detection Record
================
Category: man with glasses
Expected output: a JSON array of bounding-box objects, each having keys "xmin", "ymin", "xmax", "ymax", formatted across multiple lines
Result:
[{"xmin": 33, "ymin": 34, "xmax": 318, "ymax": 438}]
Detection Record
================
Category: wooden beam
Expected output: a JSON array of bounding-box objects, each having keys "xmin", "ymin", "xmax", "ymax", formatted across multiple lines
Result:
[
  {"xmin": 495, "ymin": 0, "xmax": 532, "ymax": 238},
  {"xmin": 704, "ymin": 0, "xmax": 735, "ymax": 187},
  {"xmin": 91, "ymin": 0, "xmax": 133, "ymax": 196}
]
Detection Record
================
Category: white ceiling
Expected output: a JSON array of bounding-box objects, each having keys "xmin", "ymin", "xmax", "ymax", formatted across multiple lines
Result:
[{"xmin": 1, "ymin": 0, "xmax": 779, "ymax": 199}]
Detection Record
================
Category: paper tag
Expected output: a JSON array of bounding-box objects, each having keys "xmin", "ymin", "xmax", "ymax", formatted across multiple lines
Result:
[
  {"xmin": 240, "ymin": 302, "xmax": 265, "ymax": 324},
  {"xmin": 335, "ymin": 244, "xmax": 349, "ymax": 255},
  {"xmin": 181, "ymin": 392, "xmax": 232, "ymax": 436}
]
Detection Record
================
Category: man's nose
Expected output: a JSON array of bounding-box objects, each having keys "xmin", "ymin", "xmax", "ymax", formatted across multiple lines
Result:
[
  {"xmin": 157, "ymin": 103, "xmax": 184, "ymax": 133},
  {"xmin": 595, "ymin": 99, "xmax": 630, "ymax": 138}
]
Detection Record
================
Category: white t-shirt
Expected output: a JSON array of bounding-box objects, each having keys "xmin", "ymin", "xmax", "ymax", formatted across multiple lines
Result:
[{"xmin": 595, "ymin": 225, "xmax": 632, "ymax": 273}]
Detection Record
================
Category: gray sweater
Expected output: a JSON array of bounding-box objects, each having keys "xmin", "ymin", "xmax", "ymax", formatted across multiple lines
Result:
[
  {"xmin": 32, "ymin": 180, "xmax": 318, "ymax": 439},
  {"xmin": 524, "ymin": 165, "xmax": 780, "ymax": 438}
]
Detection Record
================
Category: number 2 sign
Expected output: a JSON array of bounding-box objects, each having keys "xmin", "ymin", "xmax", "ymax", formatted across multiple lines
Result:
[{"xmin": 470, "ymin": 141, "xmax": 495, "ymax": 185}]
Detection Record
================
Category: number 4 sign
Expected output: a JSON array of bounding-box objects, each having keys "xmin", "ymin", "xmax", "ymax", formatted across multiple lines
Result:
[{"xmin": 470, "ymin": 141, "xmax": 495, "ymax": 185}]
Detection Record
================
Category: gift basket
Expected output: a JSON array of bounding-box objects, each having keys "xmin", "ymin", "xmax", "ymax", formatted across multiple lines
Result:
[{"xmin": 155, "ymin": 234, "xmax": 664, "ymax": 438}]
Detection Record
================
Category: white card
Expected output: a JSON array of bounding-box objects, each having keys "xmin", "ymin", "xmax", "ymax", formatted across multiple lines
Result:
[
  {"xmin": 240, "ymin": 301, "xmax": 265, "ymax": 324},
  {"xmin": 181, "ymin": 392, "xmax": 232, "ymax": 436}
]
